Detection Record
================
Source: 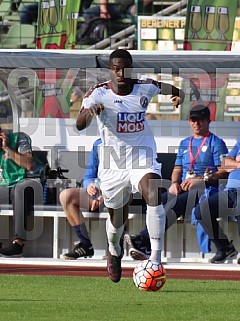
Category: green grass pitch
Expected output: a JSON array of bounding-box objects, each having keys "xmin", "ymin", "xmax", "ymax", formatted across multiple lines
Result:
[{"xmin": 0, "ymin": 275, "xmax": 239, "ymax": 321}]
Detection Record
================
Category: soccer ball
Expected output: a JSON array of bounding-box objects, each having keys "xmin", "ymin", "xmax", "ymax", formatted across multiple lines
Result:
[{"xmin": 133, "ymin": 260, "xmax": 166, "ymax": 292}]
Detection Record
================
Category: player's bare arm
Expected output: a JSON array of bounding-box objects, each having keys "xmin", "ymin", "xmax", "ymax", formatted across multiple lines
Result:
[
  {"xmin": 0, "ymin": 130, "xmax": 32, "ymax": 170},
  {"xmin": 158, "ymin": 82, "xmax": 185, "ymax": 107},
  {"xmin": 180, "ymin": 167, "xmax": 228, "ymax": 191},
  {"xmin": 169, "ymin": 166, "xmax": 182, "ymax": 195},
  {"xmin": 223, "ymin": 156, "xmax": 240, "ymax": 172},
  {"xmin": 76, "ymin": 104, "xmax": 104, "ymax": 130}
]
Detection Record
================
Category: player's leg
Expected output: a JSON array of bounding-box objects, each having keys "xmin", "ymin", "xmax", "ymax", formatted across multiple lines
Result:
[
  {"xmin": 106, "ymin": 204, "xmax": 128, "ymax": 283},
  {"xmin": 194, "ymin": 189, "xmax": 238, "ymax": 263},
  {"xmin": 125, "ymin": 190, "xmax": 174, "ymax": 261},
  {"xmin": 139, "ymin": 173, "xmax": 165, "ymax": 263},
  {"xmin": 0, "ymin": 179, "xmax": 43, "ymax": 257},
  {"xmin": 60, "ymin": 187, "xmax": 92, "ymax": 225},
  {"xmin": 236, "ymin": 214, "xmax": 240, "ymax": 264},
  {"xmin": 107, "ymin": 206, "xmax": 128, "ymax": 256},
  {"xmin": 124, "ymin": 228, "xmax": 151, "ymax": 261},
  {"xmin": 99, "ymin": 168, "xmax": 130, "ymax": 282},
  {"xmin": 59, "ymin": 187, "xmax": 94, "ymax": 259}
]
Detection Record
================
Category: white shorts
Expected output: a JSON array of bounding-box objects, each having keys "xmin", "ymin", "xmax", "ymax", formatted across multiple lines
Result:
[{"xmin": 98, "ymin": 160, "xmax": 161, "ymax": 209}]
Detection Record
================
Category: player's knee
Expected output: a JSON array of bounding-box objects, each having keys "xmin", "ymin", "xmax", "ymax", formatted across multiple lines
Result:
[{"xmin": 59, "ymin": 189, "xmax": 69, "ymax": 207}]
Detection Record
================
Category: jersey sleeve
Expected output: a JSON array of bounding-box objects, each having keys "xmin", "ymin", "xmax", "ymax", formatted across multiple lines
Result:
[
  {"xmin": 146, "ymin": 78, "xmax": 161, "ymax": 96},
  {"xmin": 82, "ymin": 139, "xmax": 101, "ymax": 189},
  {"xmin": 174, "ymin": 139, "xmax": 187, "ymax": 167},
  {"xmin": 212, "ymin": 137, "xmax": 228, "ymax": 166},
  {"xmin": 226, "ymin": 140, "xmax": 240, "ymax": 158},
  {"xmin": 81, "ymin": 86, "xmax": 101, "ymax": 110}
]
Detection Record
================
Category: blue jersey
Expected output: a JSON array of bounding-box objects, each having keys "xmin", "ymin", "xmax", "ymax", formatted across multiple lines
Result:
[
  {"xmin": 225, "ymin": 170, "xmax": 240, "ymax": 189},
  {"xmin": 226, "ymin": 140, "xmax": 240, "ymax": 158},
  {"xmin": 225, "ymin": 140, "xmax": 240, "ymax": 189},
  {"xmin": 83, "ymin": 138, "xmax": 102, "ymax": 189},
  {"xmin": 175, "ymin": 132, "xmax": 228, "ymax": 181}
]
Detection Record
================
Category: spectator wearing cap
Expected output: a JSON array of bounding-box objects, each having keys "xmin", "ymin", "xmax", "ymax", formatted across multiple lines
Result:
[
  {"xmin": 124, "ymin": 104, "xmax": 230, "ymax": 261},
  {"xmin": 189, "ymin": 104, "xmax": 210, "ymax": 120}
]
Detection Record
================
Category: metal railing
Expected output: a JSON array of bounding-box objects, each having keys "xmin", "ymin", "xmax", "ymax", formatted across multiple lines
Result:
[
  {"xmin": 154, "ymin": 0, "xmax": 188, "ymax": 16},
  {"xmin": 87, "ymin": 25, "xmax": 136, "ymax": 50},
  {"xmin": 86, "ymin": 0, "xmax": 188, "ymax": 50}
]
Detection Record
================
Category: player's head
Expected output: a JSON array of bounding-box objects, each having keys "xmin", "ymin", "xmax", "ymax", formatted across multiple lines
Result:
[
  {"xmin": 109, "ymin": 49, "xmax": 133, "ymax": 65},
  {"xmin": 108, "ymin": 49, "xmax": 133, "ymax": 93},
  {"xmin": 189, "ymin": 105, "xmax": 211, "ymax": 135}
]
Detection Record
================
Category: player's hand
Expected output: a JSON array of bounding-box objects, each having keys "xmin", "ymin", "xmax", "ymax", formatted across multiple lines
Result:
[
  {"xmin": 100, "ymin": 4, "xmax": 111, "ymax": 19},
  {"xmin": 180, "ymin": 178, "xmax": 204, "ymax": 191},
  {"xmin": 89, "ymin": 104, "xmax": 104, "ymax": 116},
  {"xmin": 129, "ymin": 5, "xmax": 136, "ymax": 16},
  {"xmin": 169, "ymin": 181, "xmax": 181, "ymax": 195},
  {"xmin": 171, "ymin": 96, "xmax": 182, "ymax": 108},
  {"xmin": 91, "ymin": 196, "xmax": 104, "ymax": 211},
  {"xmin": 87, "ymin": 183, "xmax": 99, "ymax": 197},
  {"xmin": 87, "ymin": 182, "xmax": 103, "ymax": 211},
  {"xmin": 236, "ymin": 155, "xmax": 240, "ymax": 163},
  {"xmin": 100, "ymin": 12, "xmax": 111, "ymax": 19},
  {"xmin": 0, "ymin": 130, "xmax": 8, "ymax": 150}
]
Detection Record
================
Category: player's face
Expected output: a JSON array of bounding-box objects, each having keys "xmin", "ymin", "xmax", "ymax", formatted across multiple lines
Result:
[
  {"xmin": 109, "ymin": 57, "xmax": 132, "ymax": 93},
  {"xmin": 189, "ymin": 117, "xmax": 210, "ymax": 136}
]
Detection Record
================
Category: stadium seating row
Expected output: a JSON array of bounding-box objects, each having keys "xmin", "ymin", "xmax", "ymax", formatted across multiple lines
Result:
[
  {"xmin": 0, "ymin": 150, "xmax": 239, "ymax": 261},
  {"xmin": 0, "ymin": 151, "xmax": 175, "ymax": 259}
]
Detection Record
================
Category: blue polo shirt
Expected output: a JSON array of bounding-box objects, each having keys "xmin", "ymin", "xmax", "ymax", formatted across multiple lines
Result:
[
  {"xmin": 175, "ymin": 132, "xmax": 228, "ymax": 181},
  {"xmin": 225, "ymin": 140, "xmax": 240, "ymax": 189}
]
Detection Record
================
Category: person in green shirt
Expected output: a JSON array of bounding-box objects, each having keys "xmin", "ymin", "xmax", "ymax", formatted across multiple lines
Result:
[{"xmin": 0, "ymin": 129, "xmax": 42, "ymax": 257}]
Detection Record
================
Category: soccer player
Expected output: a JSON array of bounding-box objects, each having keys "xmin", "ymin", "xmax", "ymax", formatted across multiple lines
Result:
[
  {"xmin": 76, "ymin": 49, "xmax": 185, "ymax": 283},
  {"xmin": 125, "ymin": 105, "xmax": 230, "ymax": 261}
]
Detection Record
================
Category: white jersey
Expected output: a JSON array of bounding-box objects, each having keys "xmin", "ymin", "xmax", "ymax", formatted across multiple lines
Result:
[{"xmin": 81, "ymin": 78, "xmax": 161, "ymax": 170}]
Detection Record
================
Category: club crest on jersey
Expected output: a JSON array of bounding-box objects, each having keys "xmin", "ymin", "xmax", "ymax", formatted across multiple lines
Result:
[
  {"xmin": 140, "ymin": 96, "xmax": 148, "ymax": 109},
  {"xmin": 117, "ymin": 112, "xmax": 145, "ymax": 133}
]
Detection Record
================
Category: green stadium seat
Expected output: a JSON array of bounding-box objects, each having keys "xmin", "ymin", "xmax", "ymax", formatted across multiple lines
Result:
[
  {"xmin": 0, "ymin": 23, "xmax": 36, "ymax": 48},
  {"xmin": 0, "ymin": 0, "xmax": 12, "ymax": 19}
]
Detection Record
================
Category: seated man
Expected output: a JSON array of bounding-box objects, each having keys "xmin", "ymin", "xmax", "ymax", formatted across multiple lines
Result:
[
  {"xmin": 59, "ymin": 138, "xmax": 103, "ymax": 259},
  {"xmin": 0, "ymin": 128, "xmax": 43, "ymax": 257},
  {"xmin": 60, "ymin": 137, "xmax": 137, "ymax": 260},
  {"xmin": 125, "ymin": 105, "xmax": 229, "ymax": 261},
  {"xmin": 194, "ymin": 139, "xmax": 240, "ymax": 264}
]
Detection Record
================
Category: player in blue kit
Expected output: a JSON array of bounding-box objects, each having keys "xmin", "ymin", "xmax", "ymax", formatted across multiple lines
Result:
[{"xmin": 76, "ymin": 49, "xmax": 185, "ymax": 283}]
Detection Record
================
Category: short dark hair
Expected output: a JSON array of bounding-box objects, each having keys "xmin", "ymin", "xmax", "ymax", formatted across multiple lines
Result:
[{"xmin": 109, "ymin": 49, "xmax": 132, "ymax": 65}]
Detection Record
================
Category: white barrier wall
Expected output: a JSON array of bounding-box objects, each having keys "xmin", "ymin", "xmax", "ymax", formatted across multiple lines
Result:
[{"xmin": 20, "ymin": 117, "xmax": 238, "ymax": 156}]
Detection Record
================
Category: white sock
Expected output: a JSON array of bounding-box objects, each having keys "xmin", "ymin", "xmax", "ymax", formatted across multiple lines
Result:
[
  {"xmin": 106, "ymin": 217, "xmax": 125, "ymax": 257},
  {"xmin": 146, "ymin": 204, "xmax": 166, "ymax": 263}
]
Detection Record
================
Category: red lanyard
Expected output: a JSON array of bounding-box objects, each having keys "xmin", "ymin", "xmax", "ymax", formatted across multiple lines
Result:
[{"xmin": 188, "ymin": 132, "xmax": 210, "ymax": 170}]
